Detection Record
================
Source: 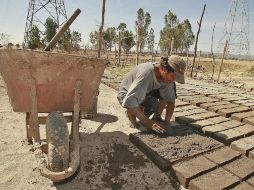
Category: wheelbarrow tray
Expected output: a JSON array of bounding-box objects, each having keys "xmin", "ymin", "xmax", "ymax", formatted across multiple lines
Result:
[{"xmin": 0, "ymin": 49, "xmax": 108, "ymax": 113}]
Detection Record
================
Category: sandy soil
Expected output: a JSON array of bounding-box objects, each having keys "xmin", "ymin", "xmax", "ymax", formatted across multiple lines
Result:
[{"xmin": 0, "ymin": 76, "xmax": 180, "ymax": 190}]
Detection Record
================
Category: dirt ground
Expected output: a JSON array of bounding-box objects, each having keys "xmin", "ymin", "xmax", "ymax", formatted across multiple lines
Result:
[{"xmin": 0, "ymin": 76, "xmax": 180, "ymax": 190}]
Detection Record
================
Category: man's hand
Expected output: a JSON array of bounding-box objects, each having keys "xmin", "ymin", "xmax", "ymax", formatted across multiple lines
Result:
[{"xmin": 151, "ymin": 122, "xmax": 166, "ymax": 134}]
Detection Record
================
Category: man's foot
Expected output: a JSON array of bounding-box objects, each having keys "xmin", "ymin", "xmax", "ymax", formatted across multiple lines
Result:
[{"xmin": 129, "ymin": 122, "xmax": 141, "ymax": 128}]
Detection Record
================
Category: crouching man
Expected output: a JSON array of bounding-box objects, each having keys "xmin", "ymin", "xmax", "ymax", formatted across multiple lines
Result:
[{"xmin": 117, "ymin": 55, "xmax": 186, "ymax": 134}]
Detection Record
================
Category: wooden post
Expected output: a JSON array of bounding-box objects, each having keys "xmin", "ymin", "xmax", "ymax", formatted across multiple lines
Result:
[
  {"xmin": 98, "ymin": 0, "xmax": 106, "ymax": 58},
  {"xmin": 136, "ymin": 27, "xmax": 139, "ymax": 65},
  {"xmin": 195, "ymin": 50, "xmax": 201, "ymax": 77},
  {"xmin": 117, "ymin": 31, "xmax": 121, "ymax": 66},
  {"xmin": 217, "ymin": 40, "xmax": 228, "ymax": 82},
  {"xmin": 190, "ymin": 4, "xmax": 206, "ymax": 77},
  {"xmin": 26, "ymin": 112, "xmax": 33, "ymax": 144},
  {"xmin": 186, "ymin": 48, "xmax": 189, "ymax": 70},
  {"xmin": 211, "ymin": 22, "xmax": 216, "ymax": 79}
]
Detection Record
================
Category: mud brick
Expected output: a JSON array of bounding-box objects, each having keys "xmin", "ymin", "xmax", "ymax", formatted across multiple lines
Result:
[
  {"xmin": 220, "ymin": 120, "xmax": 244, "ymax": 129},
  {"xmin": 247, "ymin": 176, "xmax": 254, "ymax": 186},
  {"xmin": 190, "ymin": 98, "xmax": 219, "ymax": 106},
  {"xmin": 172, "ymin": 156, "xmax": 217, "ymax": 188},
  {"xmin": 188, "ymin": 120, "xmax": 214, "ymax": 131},
  {"xmin": 181, "ymin": 95, "xmax": 206, "ymax": 102},
  {"xmin": 187, "ymin": 108, "xmax": 207, "ymax": 115},
  {"xmin": 202, "ymin": 124, "xmax": 229, "ymax": 135},
  {"xmin": 208, "ymin": 103, "xmax": 239, "ymax": 112},
  {"xmin": 232, "ymin": 182, "xmax": 254, "ymax": 190},
  {"xmin": 233, "ymin": 99, "xmax": 253, "ymax": 105},
  {"xmin": 231, "ymin": 111, "xmax": 254, "ymax": 122},
  {"xmin": 179, "ymin": 95, "xmax": 202, "ymax": 101},
  {"xmin": 207, "ymin": 116, "xmax": 230, "ymax": 124},
  {"xmin": 243, "ymin": 117, "xmax": 254, "ymax": 125},
  {"xmin": 203, "ymin": 146, "xmax": 241, "ymax": 166},
  {"xmin": 189, "ymin": 168, "xmax": 239, "ymax": 190},
  {"xmin": 190, "ymin": 112, "xmax": 219, "ymax": 121},
  {"xmin": 224, "ymin": 157, "xmax": 254, "ymax": 179},
  {"xmin": 175, "ymin": 100, "xmax": 190, "ymax": 107},
  {"xmin": 200, "ymin": 101, "xmax": 229, "ymax": 110},
  {"xmin": 129, "ymin": 125, "xmax": 223, "ymax": 171},
  {"xmin": 223, "ymin": 97, "xmax": 248, "ymax": 102},
  {"xmin": 213, "ymin": 129, "xmax": 244, "ymax": 145},
  {"xmin": 179, "ymin": 105, "xmax": 200, "ymax": 111},
  {"xmin": 243, "ymin": 102, "xmax": 254, "ymax": 107},
  {"xmin": 249, "ymin": 150, "xmax": 254, "ymax": 160},
  {"xmin": 218, "ymin": 106, "xmax": 251, "ymax": 117},
  {"xmin": 175, "ymin": 115, "xmax": 196, "ymax": 124},
  {"xmin": 231, "ymin": 136, "xmax": 254, "ymax": 156},
  {"xmin": 173, "ymin": 111, "xmax": 194, "ymax": 118},
  {"xmin": 234, "ymin": 124, "xmax": 254, "ymax": 137}
]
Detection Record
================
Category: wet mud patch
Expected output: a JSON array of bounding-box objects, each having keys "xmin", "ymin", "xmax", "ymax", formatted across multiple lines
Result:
[
  {"xmin": 129, "ymin": 125, "xmax": 223, "ymax": 171},
  {"xmin": 102, "ymin": 143, "xmax": 149, "ymax": 189}
]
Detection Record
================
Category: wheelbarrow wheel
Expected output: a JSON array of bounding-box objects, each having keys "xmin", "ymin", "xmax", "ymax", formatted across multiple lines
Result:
[{"xmin": 46, "ymin": 112, "xmax": 70, "ymax": 172}]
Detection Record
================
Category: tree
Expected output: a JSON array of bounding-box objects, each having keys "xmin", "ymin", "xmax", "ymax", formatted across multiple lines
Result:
[
  {"xmin": 180, "ymin": 19, "xmax": 195, "ymax": 52},
  {"xmin": 71, "ymin": 31, "xmax": 82, "ymax": 50},
  {"xmin": 0, "ymin": 33, "xmax": 11, "ymax": 47},
  {"xmin": 103, "ymin": 27, "xmax": 116, "ymax": 51},
  {"xmin": 58, "ymin": 30, "xmax": 72, "ymax": 51},
  {"xmin": 121, "ymin": 30, "xmax": 135, "ymax": 66},
  {"xmin": 28, "ymin": 25, "xmax": 41, "ymax": 49},
  {"xmin": 147, "ymin": 28, "xmax": 155, "ymax": 54},
  {"xmin": 135, "ymin": 8, "xmax": 151, "ymax": 52},
  {"xmin": 89, "ymin": 31, "xmax": 99, "ymax": 49},
  {"xmin": 116, "ymin": 23, "xmax": 127, "ymax": 65},
  {"xmin": 44, "ymin": 17, "xmax": 58, "ymax": 43},
  {"xmin": 159, "ymin": 10, "xmax": 179, "ymax": 54}
]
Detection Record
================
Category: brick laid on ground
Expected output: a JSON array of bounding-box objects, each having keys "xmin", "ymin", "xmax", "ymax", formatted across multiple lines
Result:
[
  {"xmin": 217, "ymin": 106, "xmax": 251, "ymax": 117},
  {"xmin": 176, "ymin": 112, "xmax": 219, "ymax": 125},
  {"xmin": 248, "ymin": 150, "xmax": 254, "ymax": 160},
  {"xmin": 231, "ymin": 135, "xmax": 254, "ymax": 156},
  {"xmin": 203, "ymin": 146, "xmax": 241, "ymax": 165},
  {"xmin": 213, "ymin": 129, "xmax": 244, "ymax": 145},
  {"xmin": 233, "ymin": 124, "xmax": 254, "ymax": 137},
  {"xmin": 190, "ymin": 98, "xmax": 219, "ymax": 106},
  {"xmin": 202, "ymin": 124, "xmax": 229, "ymax": 135},
  {"xmin": 175, "ymin": 100, "xmax": 190, "ymax": 107},
  {"xmin": 200, "ymin": 101, "xmax": 229, "ymax": 109},
  {"xmin": 129, "ymin": 125, "xmax": 223, "ymax": 171},
  {"xmin": 243, "ymin": 116, "xmax": 254, "ymax": 125},
  {"xmin": 220, "ymin": 120, "xmax": 244, "ymax": 129},
  {"xmin": 172, "ymin": 155, "xmax": 217, "ymax": 188},
  {"xmin": 223, "ymin": 157, "xmax": 254, "ymax": 180},
  {"xmin": 207, "ymin": 116, "xmax": 230, "ymax": 124},
  {"xmin": 208, "ymin": 103, "xmax": 239, "ymax": 112},
  {"xmin": 247, "ymin": 176, "xmax": 254, "ymax": 186},
  {"xmin": 188, "ymin": 120, "xmax": 215, "ymax": 131},
  {"xmin": 232, "ymin": 182, "xmax": 254, "ymax": 190},
  {"xmin": 231, "ymin": 111, "xmax": 254, "ymax": 122},
  {"xmin": 189, "ymin": 168, "xmax": 239, "ymax": 190}
]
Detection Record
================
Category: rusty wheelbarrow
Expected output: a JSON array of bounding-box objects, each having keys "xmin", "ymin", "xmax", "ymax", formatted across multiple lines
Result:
[{"xmin": 0, "ymin": 49, "xmax": 108, "ymax": 181}]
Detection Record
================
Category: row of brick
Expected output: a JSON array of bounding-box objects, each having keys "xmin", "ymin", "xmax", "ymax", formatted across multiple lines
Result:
[
  {"xmin": 174, "ymin": 99, "xmax": 254, "ymax": 162},
  {"xmin": 130, "ymin": 125, "xmax": 254, "ymax": 189}
]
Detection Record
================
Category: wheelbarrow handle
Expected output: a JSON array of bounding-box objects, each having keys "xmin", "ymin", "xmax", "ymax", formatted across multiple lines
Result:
[{"xmin": 44, "ymin": 8, "xmax": 82, "ymax": 51}]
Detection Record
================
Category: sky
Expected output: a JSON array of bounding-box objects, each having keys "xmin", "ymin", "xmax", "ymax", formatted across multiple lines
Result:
[{"xmin": 0, "ymin": 0, "xmax": 254, "ymax": 54}]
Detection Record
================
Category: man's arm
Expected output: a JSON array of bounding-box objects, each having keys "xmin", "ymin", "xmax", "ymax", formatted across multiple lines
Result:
[
  {"xmin": 165, "ymin": 101, "xmax": 175, "ymax": 124},
  {"xmin": 128, "ymin": 107, "xmax": 165, "ymax": 133}
]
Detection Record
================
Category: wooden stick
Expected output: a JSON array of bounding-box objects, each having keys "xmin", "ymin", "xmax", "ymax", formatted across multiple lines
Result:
[
  {"xmin": 190, "ymin": 4, "xmax": 206, "ymax": 77},
  {"xmin": 98, "ymin": 0, "xmax": 106, "ymax": 58},
  {"xmin": 217, "ymin": 40, "xmax": 228, "ymax": 82}
]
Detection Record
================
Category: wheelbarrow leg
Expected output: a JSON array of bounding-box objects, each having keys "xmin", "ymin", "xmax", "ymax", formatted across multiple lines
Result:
[
  {"xmin": 29, "ymin": 79, "xmax": 40, "ymax": 143},
  {"xmin": 72, "ymin": 80, "xmax": 82, "ymax": 142},
  {"xmin": 26, "ymin": 112, "xmax": 33, "ymax": 144}
]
